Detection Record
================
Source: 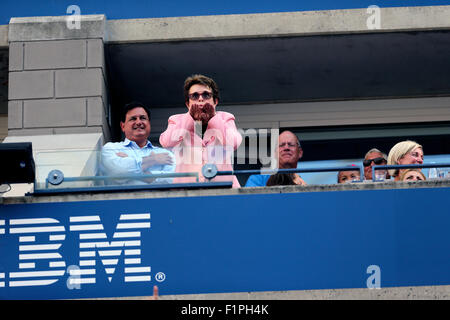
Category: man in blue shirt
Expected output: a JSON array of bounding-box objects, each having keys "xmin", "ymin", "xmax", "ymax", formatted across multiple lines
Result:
[
  {"xmin": 101, "ymin": 102, "xmax": 175, "ymax": 185},
  {"xmin": 245, "ymin": 130, "xmax": 306, "ymax": 187}
]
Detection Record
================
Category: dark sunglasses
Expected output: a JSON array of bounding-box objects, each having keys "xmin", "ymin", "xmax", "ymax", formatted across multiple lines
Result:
[
  {"xmin": 188, "ymin": 91, "xmax": 213, "ymax": 101},
  {"xmin": 363, "ymin": 157, "xmax": 386, "ymax": 167}
]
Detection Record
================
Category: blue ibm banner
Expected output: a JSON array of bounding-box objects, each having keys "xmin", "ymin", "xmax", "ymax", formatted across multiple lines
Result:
[{"xmin": 1, "ymin": 187, "xmax": 450, "ymax": 299}]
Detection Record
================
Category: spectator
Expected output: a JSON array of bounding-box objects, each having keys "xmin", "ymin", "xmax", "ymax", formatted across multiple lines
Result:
[
  {"xmin": 363, "ymin": 148, "xmax": 388, "ymax": 180},
  {"xmin": 101, "ymin": 102, "xmax": 175, "ymax": 185},
  {"xmin": 387, "ymin": 140, "xmax": 423, "ymax": 181},
  {"xmin": 159, "ymin": 74, "xmax": 242, "ymax": 187},
  {"xmin": 246, "ymin": 130, "xmax": 307, "ymax": 187},
  {"xmin": 266, "ymin": 173, "xmax": 304, "ymax": 186},
  {"xmin": 337, "ymin": 165, "xmax": 361, "ymax": 184},
  {"xmin": 399, "ymin": 169, "xmax": 426, "ymax": 181}
]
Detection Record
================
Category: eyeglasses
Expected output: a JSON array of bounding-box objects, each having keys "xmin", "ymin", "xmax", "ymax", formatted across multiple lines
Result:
[
  {"xmin": 188, "ymin": 91, "xmax": 213, "ymax": 101},
  {"xmin": 363, "ymin": 157, "xmax": 386, "ymax": 167}
]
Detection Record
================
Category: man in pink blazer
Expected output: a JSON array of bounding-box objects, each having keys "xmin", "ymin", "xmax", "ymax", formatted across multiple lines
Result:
[{"xmin": 159, "ymin": 74, "xmax": 242, "ymax": 187}]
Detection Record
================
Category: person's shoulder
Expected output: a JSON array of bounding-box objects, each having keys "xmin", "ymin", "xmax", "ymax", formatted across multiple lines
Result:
[
  {"xmin": 216, "ymin": 111, "xmax": 236, "ymax": 120},
  {"xmin": 102, "ymin": 141, "xmax": 125, "ymax": 149},
  {"xmin": 245, "ymin": 174, "xmax": 269, "ymax": 187},
  {"xmin": 168, "ymin": 112, "xmax": 189, "ymax": 121}
]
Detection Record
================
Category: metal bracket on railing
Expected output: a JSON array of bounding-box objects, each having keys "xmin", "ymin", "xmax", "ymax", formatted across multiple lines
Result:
[
  {"xmin": 202, "ymin": 164, "xmax": 218, "ymax": 180},
  {"xmin": 47, "ymin": 170, "xmax": 64, "ymax": 186}
]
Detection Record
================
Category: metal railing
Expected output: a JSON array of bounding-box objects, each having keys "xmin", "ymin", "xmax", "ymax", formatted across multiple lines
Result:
[
  {"xmin": 44, "ymin": 170, "xmax": 200, "ymax": 188},
  {"xmin": 202, "ymin": 164, "xmax": 365, "ymax": 183},
  {"xmin": 32, "ymin": 162, "xmax": 450, "ymax": 195},
  {"xmin": 33, "ymin": 170, "xmax": 209, "ymax": 195}
]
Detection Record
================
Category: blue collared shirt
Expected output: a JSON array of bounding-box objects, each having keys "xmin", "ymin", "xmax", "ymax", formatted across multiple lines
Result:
[
  {"xmin": 244, "ymin": 174, "xmax": 270, "ymax": 187},
  {"xmin": 100, "ymin": 138, "xmax": 176, "ymax": 185}
]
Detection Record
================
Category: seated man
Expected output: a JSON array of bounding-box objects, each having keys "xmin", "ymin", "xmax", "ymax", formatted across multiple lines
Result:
[
  {"xmin": 337, "ymin": 165, "xmax": 361, "ymax": 184},
  {"xmin": 101, "ymin": 102, "xmax": 175, "ymax": 185},
  {"xmin": 363, "ymin": 148, "xmax": 388, "ymax": 181},
  {"xmin": 245, "ymin": 130, "xmax": 307, "ymax": 187}
]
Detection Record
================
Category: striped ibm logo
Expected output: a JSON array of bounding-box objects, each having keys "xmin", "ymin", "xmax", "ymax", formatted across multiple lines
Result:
[
  {"xmin": 0, "ymin": 213, "xmax": 153, "ymax": 289},
  {"xmin": 69, "ymin": 213, "xmax": 151, "ymax": 285}
]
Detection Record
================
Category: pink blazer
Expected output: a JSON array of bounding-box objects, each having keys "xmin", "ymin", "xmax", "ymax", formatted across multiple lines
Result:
[{"xmin": 159, "ymin": 111, "xmax": 242, "ymax": 188}]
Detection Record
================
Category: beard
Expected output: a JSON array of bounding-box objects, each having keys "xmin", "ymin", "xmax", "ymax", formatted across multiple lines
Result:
[{"xmin": 189, "ymin": 103, "xmax": 216, "ymax": 125}]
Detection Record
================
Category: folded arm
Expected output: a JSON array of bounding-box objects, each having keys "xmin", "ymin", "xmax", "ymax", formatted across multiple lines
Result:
[{"xmin": 101, "ymin": 145, "xmax": 143, "ymax": 176}]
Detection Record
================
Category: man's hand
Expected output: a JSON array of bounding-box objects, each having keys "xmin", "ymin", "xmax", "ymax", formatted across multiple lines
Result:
[
  {"xmin": 189, "ymin": 103, "xmax": 216, "ymax": 125},
  {"xmin": 293, "ymin": 174, "xmax": 307, "ymax": 186},
  {"xmin": 142, "ymin": 152, "xmax": 174, "ymax": 171}
]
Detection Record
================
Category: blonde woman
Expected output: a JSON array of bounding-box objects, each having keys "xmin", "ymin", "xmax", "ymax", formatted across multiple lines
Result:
[
  {"xmin": 399, "ymin": 169, "xmax": 426, "ymax": 181},
  {"xmin": 387, "ymin": 140, "xmax": 423, "ymax": 181}
]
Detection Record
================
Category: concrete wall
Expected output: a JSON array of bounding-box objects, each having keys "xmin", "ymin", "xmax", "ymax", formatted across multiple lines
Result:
[
  {"xmin": 104, "ymin": 285, "xmax": 450, "ymax": 300},
  {"xmin": 7, "ymin": 16, "xmax": 110, "ymax": 140},
  {"xmin": 105, "ymin": 5, "xmax": 450, "ymax": 43},
  {"xmin": 3, "ymin": 16, "xmax": 110, "ymax": 196}
]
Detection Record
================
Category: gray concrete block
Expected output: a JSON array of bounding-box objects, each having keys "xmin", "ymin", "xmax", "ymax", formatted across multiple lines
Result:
[
  {"xmin": 0, "ymin": 25, "xmax": 7, "ymax": 48},
  {"xmin": 8, "ymin": 70, "xmax": 54, "ymax": 100},
  {"xmin": 23, "ymin": 98, "xmax": 86, "ymax": 128},
  {"xmin": 3, "ymin": 132, "xmax": 104, "ymax": 150},
  {"xmin": 8, "ymin": 100, "xmax": 23, "ymax": 129},
  {"xmin": 87, "ymin": 39, "xmax": 104, "ymax": 68},
  {"xmin": 55, "ymin": 68, "xmax": 103, "ymax": 98},
  {"xmin": 87, "ymin": 97, "xmax": 110, "ymax": 142},
  {"xmin": 24, "ymin": 40, "xmax": 86, "ymax": 70},
  {"xmin": 106, "ymin": 6, "xmax": 450, "ymax": 43},
  {"xmin": 54, "ymin": 126, "xmax": 102, "ymax": 134},
  {"xmin": 87, "ymin": 97, "xmax": 104, "ymax": 126},
  {"xmin": 8, "ymin": 128, "xmax": 54, "ymax": 136},
  {"xmin": 154, "ymin": 285, "xmax": 450, "ymax": 300},
  {"xmin": 9, "ymin": 42, "xmax": 24, "ymax": 71},
  {"xmin": 8, "ymin": 15, "xmax": 106, "ymax": 42}
]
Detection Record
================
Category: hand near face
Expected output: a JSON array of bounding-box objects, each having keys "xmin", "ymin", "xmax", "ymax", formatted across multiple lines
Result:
[
  {"xmin": 141, "ymin": 152, "xmax": 174, "ymax": 171},
  {"xmin": 189, "ymin": 103, "xmax": 216, "ymax": 125}
]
